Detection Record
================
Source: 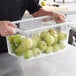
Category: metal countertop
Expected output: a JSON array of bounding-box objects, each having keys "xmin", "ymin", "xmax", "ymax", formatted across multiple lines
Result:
[{"xmin": 0, "ymin": 44, "xmax": 76, "ymax": 76}]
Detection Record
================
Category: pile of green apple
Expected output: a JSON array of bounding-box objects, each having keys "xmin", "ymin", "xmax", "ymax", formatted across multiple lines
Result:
[{"xmin": 8, "ymin": 28, "xmax": 67, "ymax": 59}]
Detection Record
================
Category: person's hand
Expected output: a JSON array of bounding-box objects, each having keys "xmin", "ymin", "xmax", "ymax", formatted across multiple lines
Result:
[
  {"xmin": 0, "ymin": 21, "xmax": 16, "ymax": 36},
  {"xmin": 51, "ymin": 12, "xmax": 65, "ymax": 24},
  {"xmin": 32, "ymin": 8, "xmax": 65, "ymax": 24}
]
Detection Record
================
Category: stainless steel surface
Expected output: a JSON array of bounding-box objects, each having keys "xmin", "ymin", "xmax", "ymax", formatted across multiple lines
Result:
[
  {"xmin": 0, "ymin": 44, "xmax": 76, "ymax": 76},
  {"xmin": 0, "ymin": 53, "xmax": 23, "ymax": 76}
]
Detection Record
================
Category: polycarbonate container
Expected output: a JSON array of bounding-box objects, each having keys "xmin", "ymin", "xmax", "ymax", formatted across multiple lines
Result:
[{"xmin": 6, "ymin": 16, "xmax": 69, "ymax": 61}]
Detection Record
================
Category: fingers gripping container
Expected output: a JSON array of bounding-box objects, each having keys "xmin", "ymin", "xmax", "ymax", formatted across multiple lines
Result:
[{"xmin": 6, "ymin": 16, "xmax": 69, "ymax": 61}]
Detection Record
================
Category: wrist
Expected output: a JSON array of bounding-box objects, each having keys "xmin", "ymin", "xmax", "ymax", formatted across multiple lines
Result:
[{"xmin": 47, "ymin": 11, "xmax": 56, "ymax": 18}]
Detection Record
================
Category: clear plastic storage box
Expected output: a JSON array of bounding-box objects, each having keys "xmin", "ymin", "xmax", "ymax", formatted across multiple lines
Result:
[{"xmin": 6, "ymin": 16, "xmax": 69, "ymax": 61}]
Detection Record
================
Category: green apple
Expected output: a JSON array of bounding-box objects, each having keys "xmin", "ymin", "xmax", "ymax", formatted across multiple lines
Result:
[
  {"xmin": 44, "ymin": 46, "xmax": 53, "ymax": 54},
  {"xmin": 38, "ymin": 41, "xmax": 47, "ymax": 52},
  {"xmin": 53, "ymin": 44, "xmax": 60, "ymax": 52},
  {"xmin": 48, "ymin": 28, "xmax": 57, "ymax": 36},
  {"xmin": 13, "ymin": 34, "xmax": 22, "ymax": 46},
  {"xmin": 53, "ymin": 34, "xmax": 59, "ymax": 43},
  {"xmin": 48, "ymin": 29, "xmax": 58, "ymax": 43},
  {"xmin": 11, "ymin": 44, "xmax": 16, "ymax": 52},
  {"xmin": 14, "ymin": 43, "xmax": 25, "ymax": 56},
  {"xmin": 40, "ymin": 31, "xmax": 48, "ymax": 40},
  {"xmin": 32, "ymin": 34, "xmax": 41, "ymax": 42},
  {"xmin": 8, "ymin": 35, "xmax": 15, "ymax": 45},
  {"xmin": 14, "ymin": 38, "xmax": 33, "ymax": 56},
  {"xmin": 21, "ymin": 37, "xmax": 33, "ymax": 49},
  {"xmin": 23, "ymin": 50, "xmax": 33, "ymax": 59},
  {"xmin": 41, "ymin": 1, "xmax": 46, "ymax": 6},
  {"xmin": 32, "ymin": 39, "xmax": 37, "ymax": 47},
  {"xmin": 58, "ymin": 32, "xmax": 67, "ymax": 41},
  {"xmin": 32, "ymin": 48, "xmax": 41, "ymax": 57},
  {"xmin": 59, "ymin": 42, "xmax": 66, "ymax": 49},
  {"xmin": 8, "ymin": 34, "xmax": 22, "ymax": 47},
  {"xmin": 44, "ymin": 34, "xmax": 55, "ymax": 46}
]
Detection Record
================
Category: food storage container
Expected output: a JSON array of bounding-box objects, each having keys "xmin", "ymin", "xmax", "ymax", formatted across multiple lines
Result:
[{"xmin": 6, "ymin": 16, "xmax": 69, "ymax": 61}]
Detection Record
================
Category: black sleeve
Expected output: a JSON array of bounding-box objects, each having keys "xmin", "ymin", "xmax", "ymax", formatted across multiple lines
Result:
[{"xmin": 27, "ymin": 0, "xmax": 42, "ymax": 14}]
